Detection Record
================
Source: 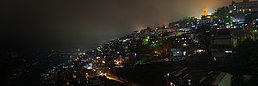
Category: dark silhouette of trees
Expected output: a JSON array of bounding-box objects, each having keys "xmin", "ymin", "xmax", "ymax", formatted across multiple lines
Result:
[{"xmin": 196, "ymin": 25, "xmax": 212, "ymax": 52}]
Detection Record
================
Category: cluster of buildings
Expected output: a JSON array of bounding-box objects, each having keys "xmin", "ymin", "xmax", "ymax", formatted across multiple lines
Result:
[
  {"xmin": 162, "ymin": 0, "xmax": 258, "ymax": 85},
  {"xmin": 229, "ymin": 0, "xmax": 258, "ymax": 22},
  {"xmin": 165, "ymin": 67, "xmax": 232, "ymax": 86},
  {"xmin": 37, "ymin": 0, "xmax": 258, "ymax": 85},
  {"xmin": 36, "ymin": 23, "xmax": 205, "ymax": 85},
  {"xmin": 170, "ymin": 0, "xmax": 258, "ymax": 64},
  {"xmin": 202, "ymin": 0, "xmax": 258, "ymax": 29},
  {"xmin": 37, "ymin": 49, "xmax": 125, "ymax": 85},
  {"xmin": 171, "ymin": 0, "xmax": 258, "ymax": 30}
]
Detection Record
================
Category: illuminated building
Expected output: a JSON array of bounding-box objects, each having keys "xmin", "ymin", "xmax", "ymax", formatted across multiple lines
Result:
[
  {"xmin": 200, "ymin": 8, "xmax": 218, "ymax": 25},
  {"xmin": 169, "ymin": 48, "xmax": 186, "ymax": 61},
  {"xmin": 230, "ymin": 0, "xmax": 258, "ymax": 12},
  {"xmin": 229, "ymin": 0, "xmax": 258, "ymax": 20},
  {"xmin": 202, "ymin": 8, "xmax": 208, "ymax": 17}
]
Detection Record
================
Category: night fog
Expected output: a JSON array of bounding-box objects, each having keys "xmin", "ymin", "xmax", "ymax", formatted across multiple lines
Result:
[{"xmin": 2, "ymin": 0, "xmax": 242, "ymax": 49}]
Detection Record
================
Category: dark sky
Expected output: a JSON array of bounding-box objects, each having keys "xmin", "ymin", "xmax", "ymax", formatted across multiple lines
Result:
[{"xmin": 2, "ymin": 0, "xmax": 242, "ymax": 49}]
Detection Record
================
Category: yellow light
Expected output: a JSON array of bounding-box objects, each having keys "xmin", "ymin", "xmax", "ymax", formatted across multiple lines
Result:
[
  {"xmin": 214, "ymin": 16, "xmax": 217, "ymax": 18},
  {"xmin": 202, "ymin": 8, "xmax": 208, "ymax": 16},
  {"xmin": 116, "ymin": 62, "xmax": 119, "ymax": 64},
  {"xmin": 102, "ymin": 61, "xmax": 106, "ymax": 64},
  {"xmin": 182, "ymin": 43, "xmax": 187, "ymax": 47},
  {"xmin": 170, "ymin": 82, "xmax": 173, "ymax": 86},
  {"xmin": 114, "ymin": 60, "xmax": 122, "ymax": 65},
  {"xmin": 86, "ymin": 73, "xmax": 89, "ymax": 77},
  {"xmin": 207, "ymin": 16, "xmax": 211, "ymax": 19},
  {"xmin": 154, "ymin": 51, "xmax": 161, "ymax": 54}
]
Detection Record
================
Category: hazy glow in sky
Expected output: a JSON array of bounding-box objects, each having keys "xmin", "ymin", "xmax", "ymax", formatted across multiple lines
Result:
[{"xmin": 2, "ymin": 0, "xmax": 243, "ymax": 48}]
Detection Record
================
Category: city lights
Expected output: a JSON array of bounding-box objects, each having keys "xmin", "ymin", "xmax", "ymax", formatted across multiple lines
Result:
[
  {"xmin": 182, "ymin": 43, "xmax": 187, "ymax": 47},
  {"xmin": 225, "ymin": 51, "xmax": 233, "ymax": 54},
  {"xmin": 183, "ymin": 51, "xmax": 187, "ymax": 56},
  {"xmin": 6, "ymin": 0, "xmax": 258, "ymax": 86}
]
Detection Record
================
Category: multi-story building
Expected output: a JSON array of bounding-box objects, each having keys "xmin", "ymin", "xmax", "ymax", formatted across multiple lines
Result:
[
  {"xmin": 167, "ymin": 67, "xmax": 233, "ymax": 86},
  {"xmin": 229, "ymin": 0, "xmax": 258, "ymax": 20}
]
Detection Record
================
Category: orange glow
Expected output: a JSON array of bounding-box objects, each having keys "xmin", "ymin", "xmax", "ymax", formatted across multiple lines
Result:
[
  {"xmin": 154, "ymin": 51, "xmax": 161, "ymax": 54},
  {"xmin": 131, "ymin": 22, "xmax": 146, "ymax": 31},
  {"xmin": 202, "ymin": 8, "xmax": 208, "ymax": 16},
  {"xmin": 114, "ymin": 60, "xmax": 123, "ymax": 65},
  {"xmin": 85, "ymin": 73, "xmax": 89, "ymax": 77}
]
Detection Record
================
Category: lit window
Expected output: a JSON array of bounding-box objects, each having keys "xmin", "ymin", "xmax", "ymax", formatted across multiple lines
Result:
[{"xmin": 225, "ymin": 51, "xmax": 233, "ymax": 53}]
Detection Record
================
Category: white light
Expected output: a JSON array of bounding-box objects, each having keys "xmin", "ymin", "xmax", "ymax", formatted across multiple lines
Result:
[
  {"xmin": 192, "ymin": 25, "xmax": 196, "ymax": 27},
  {"xmin": 188, "ymin": 79, "xmax": 192, "ymax": 85},
  {"xmin": 96, "ymin": 57, "xmax": 100, "ymax": 59},
  {"xmin": 147, "ymin": 36, "xmax": 150, "ymax": 39},
  {"xmin": 196, "ymin": 49, "xmax": 205, "ymax": 53},
  {"xmin": 183, "ymin": 51, "xmax": 187, "ymax": 56},
  {"xmin": 122, "ymin": 39, "xmax": 129, "ymax": 42},
  {"xmin": 73, "ymin": 75, "xmax": 77, "ymax": 78},
  {"xmin": 170, "ymin": 82, "xmax": 173, "ymax": 85},
  {"xmin": 87, "ymin": 66, "xmax": 92, "ymax": 69},
  {"xmin": 225, "ymin": 51, "xmax": 233, "ymax": 53}
]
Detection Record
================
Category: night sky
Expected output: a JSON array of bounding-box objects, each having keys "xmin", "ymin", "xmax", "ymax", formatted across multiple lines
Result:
[{"xmin": 2, "ymin": 0, "xmax": 242, "ymax": 49}]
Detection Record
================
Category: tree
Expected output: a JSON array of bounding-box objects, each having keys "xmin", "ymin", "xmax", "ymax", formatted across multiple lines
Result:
[
  {"xmin": 196, "ymin": 25, "xmax": 212, "ymax": 52},
  {"xmin": 213, "ymin": 7, "xmax": 231, "ymax": 23},
  {"xmin": 169, "ymin": 17, "xmax": 197, "ymax": 28}
]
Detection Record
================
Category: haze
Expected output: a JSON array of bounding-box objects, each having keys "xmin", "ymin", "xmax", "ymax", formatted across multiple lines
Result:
[{"xmin": 1, "ymin": 0, "xmax": 242, "ymax": 49}]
